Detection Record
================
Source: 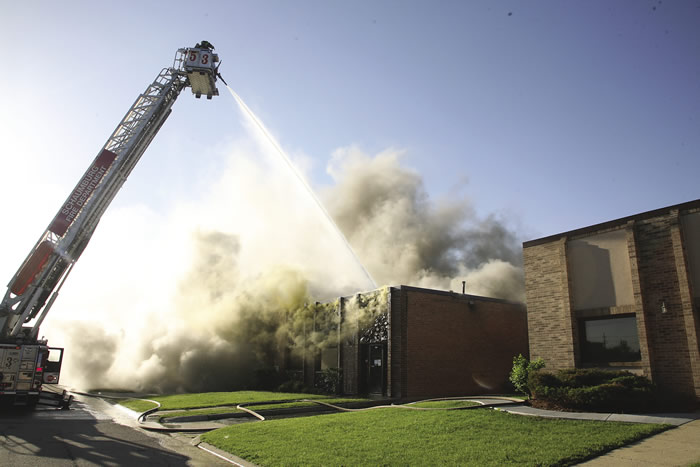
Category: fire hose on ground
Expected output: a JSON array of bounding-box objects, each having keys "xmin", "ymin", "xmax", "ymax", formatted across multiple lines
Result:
[
  {"xmin": 66, "ymin": 388, "xmax": 524, "ymax": 432},
  {"xmin": 146, "ymin": 395, "xmax": 524, "ymax": 426}
]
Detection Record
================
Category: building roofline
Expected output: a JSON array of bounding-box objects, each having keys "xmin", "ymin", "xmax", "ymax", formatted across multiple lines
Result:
[
  {"xmin": 392, "ymin": 284, "xmax": 525, "ymax": 306},
  {"xmin": 523, "ymin": 199, "xmax": 700, "ymax": 248},
  {"xmin": 334, "ymin": 284, "xmax": 524, "ymax": 306}
]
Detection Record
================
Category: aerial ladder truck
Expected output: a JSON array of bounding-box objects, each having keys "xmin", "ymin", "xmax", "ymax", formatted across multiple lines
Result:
[{"xmin": 0, "ymin": 42, "xmax": 223, "ymax": 408}]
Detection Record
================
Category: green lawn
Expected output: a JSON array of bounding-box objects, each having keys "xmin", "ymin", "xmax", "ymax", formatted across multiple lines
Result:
[{"xmin": 201, "ymin": 407, "xmax": 669, "ymax": 466}]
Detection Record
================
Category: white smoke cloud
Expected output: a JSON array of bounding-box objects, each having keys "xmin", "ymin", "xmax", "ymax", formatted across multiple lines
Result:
[
  {"xmin": 42, "ymin": 108, "xmax": 524, "ymax": 392},
  {"xmin": 43, "ymin": 135, "xmax": 374, "ymax": 391}
]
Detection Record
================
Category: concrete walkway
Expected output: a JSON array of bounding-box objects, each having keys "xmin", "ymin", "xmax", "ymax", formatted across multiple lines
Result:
[
  {"xmin": 498, "ymin": 403, "xmax": 699, "ymax": 426},
  {"xmin": 495, "ymin": 403, "xmax": 700, "ymax": 466},
  {"xmin": 578, "ymin": 418, "xmax": 700, "ymax": 466}
]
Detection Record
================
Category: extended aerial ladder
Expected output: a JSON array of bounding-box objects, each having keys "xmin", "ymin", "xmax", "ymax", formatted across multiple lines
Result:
[{"xmin": 0, "ymin": 42, "xmax": 223, "ymax": 407}]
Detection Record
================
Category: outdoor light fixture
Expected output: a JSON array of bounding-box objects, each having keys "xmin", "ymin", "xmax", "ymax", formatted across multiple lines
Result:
[{"xmin": 661, "ymin": 299, "xmax": 668, "ymax": 314}]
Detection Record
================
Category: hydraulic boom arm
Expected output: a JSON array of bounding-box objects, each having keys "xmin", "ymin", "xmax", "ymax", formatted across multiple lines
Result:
[{"xmin": 0, "ymin": 43, "xmax": 222, "ymax": 342}]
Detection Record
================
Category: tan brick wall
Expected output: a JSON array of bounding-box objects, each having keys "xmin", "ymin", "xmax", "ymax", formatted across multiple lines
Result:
[
  {"xmin": 524, "ymin": 238, "xmax": 577, "ymax": 368},
  {"xmin": 396, "ymin": 288, "xmax": 528, "ymax": 398},
  {"xmin": 672, "ymin": 219, "xmax": 700, "ymax": 396},
  {"xmin": 626, "ymin": 224, "xmax": 654, "ymax": 379},
  {"xmin": 635, "ymin": 212, "xmax": 699, "ymax": 396},
  {"xmin": 524, "ymin": 201, "xmax": 700, "ymax": 398}
]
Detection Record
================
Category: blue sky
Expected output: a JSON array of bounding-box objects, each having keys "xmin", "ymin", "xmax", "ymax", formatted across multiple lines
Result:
[{"xmin": 1, "ymin": 0, "xmax": 698, "ymax": 250}]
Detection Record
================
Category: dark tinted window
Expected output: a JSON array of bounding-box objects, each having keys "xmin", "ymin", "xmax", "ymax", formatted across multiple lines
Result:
[{"xmin": 580, "ymin": 315, "xmax": 641, "ymax": 363}]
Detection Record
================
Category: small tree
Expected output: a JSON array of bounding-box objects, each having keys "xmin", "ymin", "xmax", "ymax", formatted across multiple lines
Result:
[{"xmin": 509, "ymin": 354, "xmax": 545, "ymax": 396}]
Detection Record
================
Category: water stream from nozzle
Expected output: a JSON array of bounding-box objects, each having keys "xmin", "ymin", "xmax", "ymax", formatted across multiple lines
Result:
[{"xmin": 226, "ymin": 85, "xmax": 377, "ymax": 290}]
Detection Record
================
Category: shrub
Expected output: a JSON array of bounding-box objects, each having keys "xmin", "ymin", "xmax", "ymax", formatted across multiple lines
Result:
[
  {"xmin": 255, "ymin": 366, "xmax": 285, "ymax": 390},
  {"xmin": 315, "ymin": 367, "xmax": 343, "ymax": 395},
  {"xmin": 277, "ymin": 379, "xmax": 310, "ymax": 394},
  {"xmin": 509, "ymin": 354, "xmax": 545, "ymax": 396},
  {"xmin": 555, "ymin": 368, "xmax": 628, "ymax": 388},
  {"xmin": 529, "ymin": 368, "xmax": 656, "ymax": 413}
]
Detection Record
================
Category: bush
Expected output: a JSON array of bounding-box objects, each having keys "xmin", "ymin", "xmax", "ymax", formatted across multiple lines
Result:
[
  {"xmin": 315, "ymin": 367, "xmax": 343, "ymax": 395},
  {"xmin": 254, "ymin": 366, "xmax": 285, "ymax": 390},
  {"xmin": 509, "ymin": 354, "xmax": 545, "ymax": 396},
  {"xmin": 277, "ymin": 379, "xmax": 311, "ymax": 394},
  {"xmin": 555, "ymin": 368, "xmax": 630, "ymax": 388},
  {"xmin": 529, "ymin": 368, "xmax": 656, "ymax": 413}
]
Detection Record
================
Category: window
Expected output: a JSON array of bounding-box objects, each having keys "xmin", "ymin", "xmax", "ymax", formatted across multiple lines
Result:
[
  {"xmin": 568, "ymin": 230, "xmax": 634, "ymax": 310},
  {"xmin": 580, "ymin": 315, "xmax": 641, "ymax": 363}
]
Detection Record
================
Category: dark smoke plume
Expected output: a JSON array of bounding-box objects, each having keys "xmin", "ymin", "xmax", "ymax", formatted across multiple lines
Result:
[{"xmin": 323, "ymin": 147, "xmax": 524, "ymax": 300}]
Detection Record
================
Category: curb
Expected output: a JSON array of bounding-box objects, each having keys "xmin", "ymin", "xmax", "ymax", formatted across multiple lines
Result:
[{"xmin": 196, "ymin": 441, "xmax": 258, "ymax": 466}]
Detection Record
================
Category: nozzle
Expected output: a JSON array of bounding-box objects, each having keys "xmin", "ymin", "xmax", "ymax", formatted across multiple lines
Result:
[{"xmin": 217, "ymin": 72, "xmax": 228, "ymax": 86}]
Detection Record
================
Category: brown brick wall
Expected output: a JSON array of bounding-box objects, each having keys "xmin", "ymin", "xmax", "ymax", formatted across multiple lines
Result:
[{"xmin": 395, "ymin": 287, "xmax": 528, "ymax": 398}]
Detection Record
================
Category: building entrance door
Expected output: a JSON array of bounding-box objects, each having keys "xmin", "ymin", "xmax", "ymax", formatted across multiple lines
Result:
[{"xmin": 367, "ymin": 343, "xmax": 386, "ymax": 395}]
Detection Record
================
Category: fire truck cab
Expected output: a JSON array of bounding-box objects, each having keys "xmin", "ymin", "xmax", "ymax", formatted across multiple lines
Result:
[{"xmin": 0, "ymin": 343, "xmax": 63, "ymax": 407}]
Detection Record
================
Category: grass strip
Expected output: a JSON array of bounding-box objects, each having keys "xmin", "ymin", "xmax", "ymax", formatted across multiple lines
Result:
[
  {"xmin": 159, "ymin": 407, "xmax": 241, "ymax": 421},
  {"xmin": 120, "ymin": 399, "xmax": 160, "ymax": 412},
  {"xmin": 201, "ymin": 407, "xmax": 670, "ymax": 466},
  {"xmin": 248, "ymin": 398, "xmax": 366, "ymax": 411},
  {"xmin": 118, "ymin": 390, "xmax": 324, "ymax": 412},
  {"xmin": 159, "ymin": 398, "xmax": 367, "ymax": 421},
  {"xmin": 118, "ymin": 391, "xmax": 367, "ymax": 417},
  {"xmin": 408, "ymin": 400, "xmax": 481, "ymax": 409}
]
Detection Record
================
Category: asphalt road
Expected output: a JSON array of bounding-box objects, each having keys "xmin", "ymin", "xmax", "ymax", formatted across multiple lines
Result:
[{"xmin": 0, "ymin": 394, "xmax": 231, "ymax": 466}]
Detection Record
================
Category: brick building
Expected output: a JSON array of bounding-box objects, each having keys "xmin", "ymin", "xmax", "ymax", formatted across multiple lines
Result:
[
  {"xmin": 524, "ymin": 199, "xmax": 700, "ymax": 399},
  {"xmin": 308, "ymin": 285, "xmax": 528, "ymax": 398}
]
